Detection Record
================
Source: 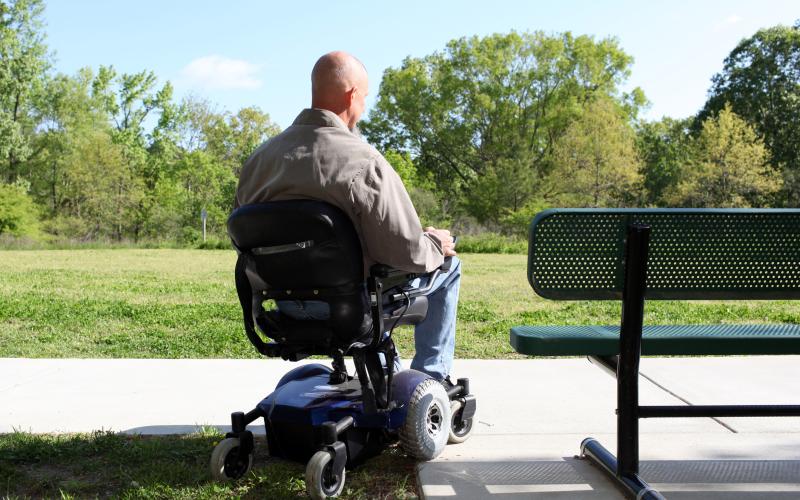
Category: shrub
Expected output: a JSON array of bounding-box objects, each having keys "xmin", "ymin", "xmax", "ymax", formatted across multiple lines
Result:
[
  {"xmin": 456, "ymin": 233, "xmax": 526, "ymax": 254},
  {"xmin": 0, "ymin": 181, "xmax": 41, "ymax": 238}
]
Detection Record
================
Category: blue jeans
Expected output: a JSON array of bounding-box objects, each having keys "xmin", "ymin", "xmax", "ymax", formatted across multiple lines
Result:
[{"xmin": 277, "ymin": 257, "xmax": 462, "ymax": 381}]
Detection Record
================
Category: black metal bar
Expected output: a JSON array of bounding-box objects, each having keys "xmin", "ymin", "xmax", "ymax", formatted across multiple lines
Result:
[
  {"xmin": 639, "ymin": 404, "xmax": 800, "ymax": 418},
  {"xmin": 365, "ymin": 351, "xmax": 387, "ymax": 408},
  {"xmin": 320, "ymin": 416, "xmax": 355, "ymax": 446},
  {"xmin": 385, "ymin": 340, "xmax": 395, "ymax": 406},
  {"xmin": 581, "ymin": 438, "xmax": 666, "ymax": 500},
  {"xmin": 335, "ymin": 416, "xmax": 354, "ymax": 434},
  {"xmin": 352, "ymin": 350, "xmax": 376, "ymax": 414},
  {"xmin": 587, "ymin": 355, "xmax": 618, "ymax": 378},
  {"xmin": 447, "ymin": 385, "xmax": 462, "ymax": 399},
  {"xmin": 243, "ymin": 408, "xmax": 262, "ymax": 426},
  {"xmin": 367, "ymin": 276, "xmax": 385, "ymax": 349},
  {"xmin": 617, "ymin": 223, "xmax": 651, "ymax": 477}
]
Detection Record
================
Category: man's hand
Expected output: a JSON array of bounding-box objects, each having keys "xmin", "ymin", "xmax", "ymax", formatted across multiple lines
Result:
[{"xmin": 425, "ymin": 226, "xmax": 457, "ymax": 257}]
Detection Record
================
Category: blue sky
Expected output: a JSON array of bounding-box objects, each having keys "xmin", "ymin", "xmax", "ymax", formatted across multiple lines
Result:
[{"xmin": 44, "ymin": 1, "xmax": 798, "ymax": 129}]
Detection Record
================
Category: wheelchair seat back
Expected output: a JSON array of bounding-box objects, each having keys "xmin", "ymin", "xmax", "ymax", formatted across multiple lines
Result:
[{"xmin": 228, "ymin": 200, "xmax": 373, "ymax": 356}]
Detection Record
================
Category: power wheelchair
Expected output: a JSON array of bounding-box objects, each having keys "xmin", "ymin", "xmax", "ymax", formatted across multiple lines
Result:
[{"xmin": 210, "ymin": 200, "xmax": 477, "ymax": 499}]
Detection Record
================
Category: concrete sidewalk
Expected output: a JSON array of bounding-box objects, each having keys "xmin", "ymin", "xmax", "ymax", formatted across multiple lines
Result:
[
  {"xmin": 419, "ymin": 358, "xmax": 800, "ymax": 499},
  {"xmin": 2, "ymin": 357, "xmax": 800, "ymax": 498}
]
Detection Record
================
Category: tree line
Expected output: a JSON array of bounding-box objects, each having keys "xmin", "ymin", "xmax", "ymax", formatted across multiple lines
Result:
[
  {"xmin": 1, "ymin": 0, "xmax": 798, "ymax": 243},
  {"xmin": 365, "ymin": 26, "xmax": 800, "ymax": 235},
  {"xmin": 0, "ymin": 0, "xmax": 279, "ymax": 243}
]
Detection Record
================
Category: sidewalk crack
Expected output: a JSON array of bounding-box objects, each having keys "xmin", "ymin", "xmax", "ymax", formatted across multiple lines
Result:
[{"xmin": 640, "ymin": 370, "xmax": 738, "ymax": 434}]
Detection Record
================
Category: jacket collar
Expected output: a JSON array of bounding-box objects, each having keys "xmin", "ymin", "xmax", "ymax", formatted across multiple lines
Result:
[{"xmin": 292, "ymin": 108, "xmax": 350, "ymax": 131}]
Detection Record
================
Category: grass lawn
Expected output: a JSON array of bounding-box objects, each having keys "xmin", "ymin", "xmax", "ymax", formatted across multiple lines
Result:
[
  {"xmin": 1, "ymin": 249, "xmax": 800, "ymax": 359},
  {"xmin": 0, "ymin": 429, "xmax": 417, "ymax": 499}
]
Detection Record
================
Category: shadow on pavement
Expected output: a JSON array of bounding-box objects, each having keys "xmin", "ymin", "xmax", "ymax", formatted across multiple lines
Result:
[
  {"xmin": 420, "ymin": 458, "xmax": 800, "ymax": 499},
  {"xmin": 121, "ymin": 424, "xmax": 265, "ymax": 435}
]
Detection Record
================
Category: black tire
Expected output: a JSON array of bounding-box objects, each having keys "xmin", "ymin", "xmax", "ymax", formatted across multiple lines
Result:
[
  {"xmin": 448, "ymin": 414, "xmax": 474, "ymax": 444},
  {"xmin": 399, "ymin": 378, "xmax": 451, "ymax": 460},
  {"xmin": 305, "ymin": 450, "xmax": 345, "ymax": 499},
  {"xmin": 210, "ymin": 437, "xmax": 253, "ymax": 481}
]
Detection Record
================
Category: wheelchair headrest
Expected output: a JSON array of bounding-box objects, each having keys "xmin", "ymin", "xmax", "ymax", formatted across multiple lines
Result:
[{"xmin": 228, "ymin": 200, "xmax": 364, "ymax": 291}]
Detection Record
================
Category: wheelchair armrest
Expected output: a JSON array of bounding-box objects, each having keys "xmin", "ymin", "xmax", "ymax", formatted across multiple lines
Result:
[
  {"xmin": 370, "ymin": 263, "xmax": 418, "ymax": 280},
  {"xmin": 439, "ymin": 256, "xmax": 453, "ymax": 272},
  {"xmin": 371, "ymin": 252, "xmax": 454, "ymax": 280}
]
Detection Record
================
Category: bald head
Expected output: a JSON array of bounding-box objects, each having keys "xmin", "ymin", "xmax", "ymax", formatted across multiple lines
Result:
[{"xmin": 311, "ymin": 51, "xmax": 369, "ymax": 130}]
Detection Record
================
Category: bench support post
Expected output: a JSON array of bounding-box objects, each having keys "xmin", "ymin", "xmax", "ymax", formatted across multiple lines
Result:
[
  {"xmin": 617, "ymin": 223, "xmax": 650, "ymax": 476},
  {"xmin": 583, "ymin": 224, "xmax": 665, "ymax": 499}
]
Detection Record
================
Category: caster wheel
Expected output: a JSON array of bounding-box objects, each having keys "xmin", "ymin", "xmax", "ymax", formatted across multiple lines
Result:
[
  {"xmin": 305, "ymin": 450, "xmax": 346, "ymax": 499},
  {"xmin": 210, "ymin": 437, "xmax": 254, "ymax": 481},
  {"xmin": 448, "ymin": 401, "xmax": 474, "ymax": 444},
  {"xmin": 399, "ymin": 378, "xmax": 451, "ymax": 460}
]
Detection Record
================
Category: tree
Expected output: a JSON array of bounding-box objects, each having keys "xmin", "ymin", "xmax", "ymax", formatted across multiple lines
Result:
[
  {"xmin": 698, "ymin": 22, "xmax": 800, "ymax": 204},
  {"xmin": 383, "ymin": 149, "xmax": 451, "ymax": 228},
  {"xmin": 547, "ymin": 97, "xmax": 643, "ymax": 207},
  {"xmin": 667, "ymin": 105, "xmax": 780, "ymax": 207},
  {"xmin": 25, "ymin": 69, "xmax": 103, "ymax": 215},
  {"xmin": 90, "ymin": 66, "xmax": 182, "ymax": 239},
  {"xmin": 147, "ymin": 149, "xmax": 236, "ymax": 242},
  {"xmin": 43, "ymin": 128, "xmax": 143, "ymax": 240},
  {"xmin": 0, "ymin": 179, "xmax": 39, "ymax": 237},
  {"xmin": 0, "ymin": 0, "xmax": 49, "ymax": 181},
  {"xmin": 636, "ymin": 117, "xmax": 693, "ymax": 205},
  {"xmin": 203, "ymin": 105, "xmax": 280, "ymax": 175},
  {"xmin": 363, "ymin": 30, "xmax": 645, "ymax": 223}
]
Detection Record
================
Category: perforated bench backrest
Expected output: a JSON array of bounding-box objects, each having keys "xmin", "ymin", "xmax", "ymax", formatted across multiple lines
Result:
[{"xmin": 529, "ymin": 209, "xmax": 800, "ymax": 300}]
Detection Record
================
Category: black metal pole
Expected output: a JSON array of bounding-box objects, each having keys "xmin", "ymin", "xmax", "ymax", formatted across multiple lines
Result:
[
  {"xmin": 581, "ymin": 438, "xmax": 666, "ymax": 500},
  {"xmin": 367, "ymin": 276, "xmax": 385, "ymax": 349},
  {"xmin": 617, "ymin": 223, "xmax": 651, "ymax": 477},
  {"xmin": 639, "ymin": 404, "xmax": 800, "ymax": 418}
]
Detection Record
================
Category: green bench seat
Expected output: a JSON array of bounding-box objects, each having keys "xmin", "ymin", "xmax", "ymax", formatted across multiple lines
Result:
[{"xmin": 511, "ymin": 323, "xmax": 800, "ymax": 356}]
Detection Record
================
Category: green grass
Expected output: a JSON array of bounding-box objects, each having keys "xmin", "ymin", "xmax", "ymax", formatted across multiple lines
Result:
[
  {"xmin": 0, "ymin": 429, "xmax": 417, "ymax": 499},
  {"xmin": 1, "ymin": 249, "xmax": 800, "ymax": 359}
]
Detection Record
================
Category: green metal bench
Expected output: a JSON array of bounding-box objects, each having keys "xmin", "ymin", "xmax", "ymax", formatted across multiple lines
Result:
[{"xmin": 510, "ymin": 209, "xmax": 800, "ymax": 500}]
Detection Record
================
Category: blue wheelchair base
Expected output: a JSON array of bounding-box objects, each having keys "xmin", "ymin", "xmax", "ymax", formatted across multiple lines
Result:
[{"xmin": 254, "ymin": 363, "xmax": 431, "ymax": 466}]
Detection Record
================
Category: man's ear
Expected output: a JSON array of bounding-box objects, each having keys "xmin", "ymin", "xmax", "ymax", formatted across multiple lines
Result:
[{"xmin": 346, "ymin": 87, "xmax": 357, "ymax": 107}]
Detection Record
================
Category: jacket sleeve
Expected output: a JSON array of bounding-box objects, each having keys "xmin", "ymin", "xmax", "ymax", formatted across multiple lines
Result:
[{"xmin": 349, "ymin": 155, "xmax": 444, "ymax": 273}]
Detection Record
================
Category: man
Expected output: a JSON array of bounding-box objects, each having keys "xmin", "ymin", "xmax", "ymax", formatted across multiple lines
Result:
[{"xmin": 235, "ymin": 51, "xmax": 460, "ymax": 383}]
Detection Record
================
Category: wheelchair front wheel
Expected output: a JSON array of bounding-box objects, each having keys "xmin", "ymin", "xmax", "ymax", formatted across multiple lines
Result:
[
  {"xmin": 210, "ymin": 437, "xmax": 253, "ymax": 481},
  {"xmin": 305, "ymin": 450, "xmax": 346, "ymax": 499}
]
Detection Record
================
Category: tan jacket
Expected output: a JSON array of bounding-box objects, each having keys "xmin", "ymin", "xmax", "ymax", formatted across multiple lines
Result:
[{"xmin": 235, "ymin": 108, "xmax": 444, "ymax": 273}]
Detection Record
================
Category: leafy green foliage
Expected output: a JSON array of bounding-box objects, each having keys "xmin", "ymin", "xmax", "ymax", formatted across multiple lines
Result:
[
  {"xmin": 0, "ymin": 0, "xmax": 48, "ymax": 182},
  {"xmin": 699, "ymin": 21, "xmax": 800, "ymax": 205},
  {"xmin": 1, "ymin": 8, "xmax": 797, "ymax": 245},
  {"xmin": 384, "ymin": 149, "xmax": 452, "ymax": 228},
  {"xmin": 363, "ymin": 30, "xmax": 645, "ymax": 225},
  {"xmin": 636, "ymin": 117, "xmax": 694, "ymax": 206},
  {"xmin": 149, "ymin": 149, "xmax": 237, "ymax": 243},
  {"xmin": 0, "ymin": 179, "xmax": 39, "ymax": 236},
  {"xmin": 548, "ymin": 97, "xmax": 643, "ymax": 207},
  {"xmin": 455, "ymin": 233, "xmax": 527, "ymax": 254},
  {"xmin": 666, "ymin": 106, "xmax": 781, "ymax": 207}
]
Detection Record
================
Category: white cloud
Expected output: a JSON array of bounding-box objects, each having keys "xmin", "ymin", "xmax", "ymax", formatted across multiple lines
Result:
[
  {"xmin": 180, "ymin": 55, "xmax": 262, "ymax": 90},
  {"xmin": 724, "ymin": 15, "xmax": 742, "ymax": 25},
  {"xmin": 712, "ymin": 14, "xmax": 743, "ymax": 33}
]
